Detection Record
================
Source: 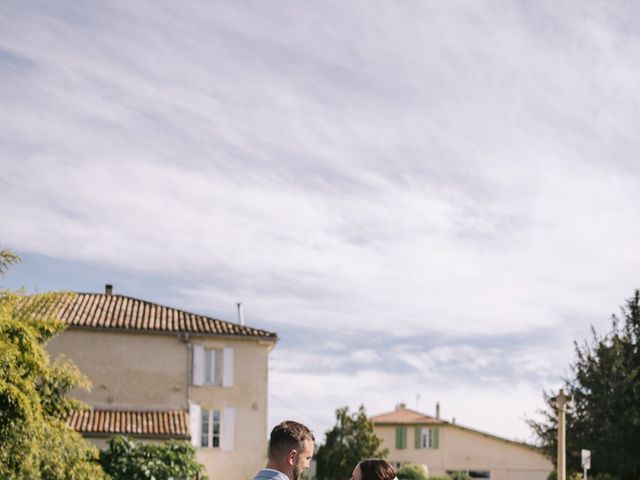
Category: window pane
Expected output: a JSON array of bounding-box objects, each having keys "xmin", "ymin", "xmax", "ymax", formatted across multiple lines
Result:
[
  {"xmin": 422, "ymin": 428, "xmax": 433, "ymax": 448},
  {"xmin": 214, "ymin": 349, "xmax": 223, "ymax": 386},
  {"xmin": 212, "ymin": 409, "xmax": 221, "ymax": 448},
  {"xmin": 204, "ymin": 349, "xmax": 212, "ymax": 384},
  {"xmin": 201, "ymin": 409, "xmax": 210, "ymax": 447},
  {"xmin": 201, "ymin": 410, "xmax": 209, "ymax": 433},
  {"xmin": 213, "ymin": 409, "xmax": 220, "ymax": 434}
]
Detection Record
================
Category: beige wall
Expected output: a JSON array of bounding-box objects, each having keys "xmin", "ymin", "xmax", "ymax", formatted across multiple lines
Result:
[
  {"xmin": 47, "ymin": 329, "xmax": 274, "ymax": 480},
  {"xmin": 192, "ymin": 337, "xmax": 271, "ymax": 480},
  {"xmin": 375, "ymin": 425, "xmax": 552, "ymax": 480},
  {"xmin": 47, "ymin": 329, "xmax": 189, "ymax": 409}
]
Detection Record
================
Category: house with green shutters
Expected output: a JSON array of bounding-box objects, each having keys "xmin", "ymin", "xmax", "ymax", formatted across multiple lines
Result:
[{"xmin": 371, "ymin": 404, "xmax": 551, "ymax": 480}]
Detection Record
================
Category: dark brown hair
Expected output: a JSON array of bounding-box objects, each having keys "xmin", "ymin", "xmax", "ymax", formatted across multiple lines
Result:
[
  {"xmin": 358, "ymin": 459, "xmax": 396, "ymax": 480},
  {"xmin": 268, "ymin": 420, "xmax": 315, "ymax": 460}
]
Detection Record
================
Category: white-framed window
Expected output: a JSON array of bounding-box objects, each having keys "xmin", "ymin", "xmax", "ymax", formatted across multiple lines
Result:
[
  {"xmin": 204, "ymin": 348, "xmax": 223, "ymax": 386},
  {"xmin": 421, "ymin": 428, "xmax": 433, "ymax": 448},
  {"xmin": 192, "ymin": 345, "xmax": 234, "ymax": 387},
  {"xmin": 191, "ymin": 404, "xmax": 236, "ymax": 451},
  {"xmin": 201, "ymin": 409, "xmax": 221, "ymax": 448},
  {"xmin": 415, "ymin": 427, "xmax": 439, "ymax": 449}
]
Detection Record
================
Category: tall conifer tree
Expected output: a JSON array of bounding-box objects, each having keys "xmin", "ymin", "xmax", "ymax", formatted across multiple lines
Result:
[{"xmin": 528, "ymin": 290, "xmax": 640, "ymax": 480}]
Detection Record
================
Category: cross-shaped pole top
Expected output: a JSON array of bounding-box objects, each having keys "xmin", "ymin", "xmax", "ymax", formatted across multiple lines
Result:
[{"xmin": 556, "ymin": 388, "xmax": 569, "ymax": 408}]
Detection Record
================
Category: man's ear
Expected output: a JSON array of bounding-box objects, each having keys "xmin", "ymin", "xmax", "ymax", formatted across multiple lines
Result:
[{"xmin": 287, "ymin": 449, "xmax": 298, "ymax": 466}]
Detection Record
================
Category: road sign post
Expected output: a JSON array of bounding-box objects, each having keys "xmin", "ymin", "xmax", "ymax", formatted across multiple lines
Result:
[{"xmin": 581, "ymin": 449, "xmax": 591, "ymax": 480}]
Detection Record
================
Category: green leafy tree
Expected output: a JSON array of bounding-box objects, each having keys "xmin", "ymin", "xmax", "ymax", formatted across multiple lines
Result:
[
  {"xmin": 397, "ymin": 463, "xmax": 429, "ymax": 480},
  {"xmin": 528, "ymin": 289, "xmax": 640, "ymax": 480},
  {"xmin": 315, "ymin": 405, "xmax": 388, "ymax": 480},
  {"xmin": 99, "ymin": 435, "xmax": 207, "ymax": 480},
  {"xmin": 447, "ymin": 473, "xmax": 471, "ymax": 480},
  {"xmin": 0, "ymin": 249, "xmax": 108, "ymax": 479}
]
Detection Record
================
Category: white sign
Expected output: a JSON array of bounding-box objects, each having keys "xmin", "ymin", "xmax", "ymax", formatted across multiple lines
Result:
[{"xmin": 581, "ymin": 449, "xmax": 591, "ymax": 470}]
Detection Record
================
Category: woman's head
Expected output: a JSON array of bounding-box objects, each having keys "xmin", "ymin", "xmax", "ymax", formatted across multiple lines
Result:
[{"xmin": 352, "ymin": 459, "xmax": 396, "ymax": 480}]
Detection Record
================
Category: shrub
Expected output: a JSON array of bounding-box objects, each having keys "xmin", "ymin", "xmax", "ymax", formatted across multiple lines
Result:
[{"xmin": 397, "ymin": 464, "xmax": 428, "ymax": 480}]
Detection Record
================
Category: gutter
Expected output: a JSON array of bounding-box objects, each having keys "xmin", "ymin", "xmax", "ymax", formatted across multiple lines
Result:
[{"xmin": 178, "ymin": 332, "xmax": 192, "ymax": 407}]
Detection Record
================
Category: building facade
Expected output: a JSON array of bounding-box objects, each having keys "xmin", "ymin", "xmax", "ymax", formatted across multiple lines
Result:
[
  {"xmin": 46, "ymin": 287, "xmax": 277, "ymax": 480},
  {"xmin": 371, "ymin": 404, "xmax": 552, "ymax": 480}
]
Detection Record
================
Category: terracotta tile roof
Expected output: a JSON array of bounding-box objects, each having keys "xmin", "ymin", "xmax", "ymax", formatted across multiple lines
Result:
[
  {"xmin": 372, "ymin": 406, "xmax": 541, "ymax": 450},
  {"xmin": 67, "ymin": 409, "xmax": 190, "ymax": 438},
  {"xmin": 40, "ymin": 292, "xmax": 277, "ymax": 338},
  {"xmin": 371, "ymin": 406, "xmax": 443, "ymax": 425}
]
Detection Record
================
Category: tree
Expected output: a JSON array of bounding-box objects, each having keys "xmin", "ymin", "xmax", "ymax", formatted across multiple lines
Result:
[
  {"xmin": 0, "ymin": 249, "xmax": 107, "ymax": 479},
  {"xmin": 528, "ymin": 289, "xmax": 640, "ymax": 480},
  {"xmin": 99, "ymin": 435, "xmax": 207, "ymax": 480},
  {"xmin": 315, "ymin": 405, "xmax": 388, "ymax": 480},
  {"xmin": 397, "ymin": 463, "xmax": 429, "ymax": 480}
]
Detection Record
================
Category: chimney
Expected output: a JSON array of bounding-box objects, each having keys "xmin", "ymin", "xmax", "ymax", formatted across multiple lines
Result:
[
  {"xmin": 436, "ymin": 401, "xmax": 440, "ymax": 419},
  {"xmin": 105, "ymin": 284, "xmax": 113, "ymax": 296},
  {"xmin": 237, "ymin": 302, "xmax": 245, "ymax": 326},
  {"xmin": 395, "ymin": 402, "xmax": 406, "ymax": 411}
]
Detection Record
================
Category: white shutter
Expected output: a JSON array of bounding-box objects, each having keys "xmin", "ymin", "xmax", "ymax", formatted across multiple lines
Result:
[
  {"xmin": 189, "ymin": 403, "xmax": 201, "ymax": 447},
  {"xmin": 221, "ymin": 407, "xmax": 236, "ymax": 451},
  {"xmin": 193, "ymin": 345, "xmax": 204, "ymax": 386},
  {"xmin": 223, "ymin": 347, "xmax": 234, "ymax": 387}
]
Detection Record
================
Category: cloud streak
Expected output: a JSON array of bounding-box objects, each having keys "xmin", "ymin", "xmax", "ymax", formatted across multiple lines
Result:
[{"xmin": 2, "ymin": 0, "xmax": 640, "ymax": 440}]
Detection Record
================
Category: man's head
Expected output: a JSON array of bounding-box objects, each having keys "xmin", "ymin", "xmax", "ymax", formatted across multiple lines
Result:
[{"xmin": 267, "ymin": 420, "xmax": 315, "ymax": 480}]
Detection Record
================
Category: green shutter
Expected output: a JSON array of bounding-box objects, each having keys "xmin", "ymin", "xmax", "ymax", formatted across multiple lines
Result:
[
  {"xmin": 395, "ymin": 426, "xmax": 407, "ymax": 449},
  {"xmin": 432, "ymin": 427, "xmax": 439, "ymax": 449},
  {"xmin": 415, "ymin": 427, "xmax": 422, "ymax": 449}
]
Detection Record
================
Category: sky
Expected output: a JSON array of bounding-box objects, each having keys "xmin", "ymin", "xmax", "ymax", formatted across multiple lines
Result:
[{"xmin": 2, "ymin": 0, "xmax": 640, "ymax": 444}]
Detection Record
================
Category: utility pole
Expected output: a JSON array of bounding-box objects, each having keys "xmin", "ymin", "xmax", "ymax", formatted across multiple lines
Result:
[{"xmin": 556, "ymin": 389, "xmax": 570, "ymax": 480}]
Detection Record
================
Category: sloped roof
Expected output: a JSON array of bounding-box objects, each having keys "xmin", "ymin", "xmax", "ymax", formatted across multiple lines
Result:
[
  {"xmin": 42, "ymin": 292, "xmax": 277, "ymax": 339},
  {"xmin": 67, "ymin": 409, "xmax": 189, "ymax": 438},
  {"xmin": 371, "ymin": 405, "xmax": 542, "ymax": 450},
  {"xmin": 371, "ymin": 406, "xmax": 443, "ymax": 425}
]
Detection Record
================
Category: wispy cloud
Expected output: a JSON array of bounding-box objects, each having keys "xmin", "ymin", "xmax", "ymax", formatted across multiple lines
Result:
[{"xmin": 2, "ymin": 0, "xmax": 640, "ymax": 440}]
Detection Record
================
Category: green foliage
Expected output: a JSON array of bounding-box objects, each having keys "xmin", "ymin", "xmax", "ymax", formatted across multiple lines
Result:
[
  {"xmin": 447, "ymin": 472, "xmax": 471, "ymax": 480},
  {"xmin": 0, "ymin": 248, "xmax": 20, "ymax": 274},
  {"xmin": 99, "ymin": 435, "xmax": 207, "ymax": 480},
  {"xmin": 546, "ymin": 471, "xmax": 584, "ymax": 480},
  {"xmin": 397, "ymin": 463, "xmax": 429, "ymax": 480},
  {"xmin": 427, "ymin": 476, "xmax": 453, "ymax": 480},
  {"xmin": 0, "ymin": 249, "xmax": 107, "ymax": 479},
  {"xmin": 528, "ymin": 289, "xmax": 640, "ymax": 480},
  {"xmin": 315, "ymin": 405, "xmax": 388, "ymax": 480}
]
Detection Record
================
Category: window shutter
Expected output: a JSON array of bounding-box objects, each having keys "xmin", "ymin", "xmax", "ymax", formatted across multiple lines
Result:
[
  {"xmin": 189, "ymin": 403, "xmax": 201, "ymax": 447},
  {"xmin": 223, "ymin": 347, "xmax": 234, "ymax": 387},
  {"xmin": 193, "ymin": 345, "xmax": 204, "ymax": 386},
  {"xmin": 432, "ymin": 427, "xmax": 439, "ymax": 449},
  {"xmin": 221, "ymin": 407, "xmax": 236, "ymax": 451},
  {"xmin": 396, "ymin": 426, "xmax": 406, "ymax": 449},
  {"xmin": 415, "ymin": 427, "xmax": 422, "ymax": 449}
]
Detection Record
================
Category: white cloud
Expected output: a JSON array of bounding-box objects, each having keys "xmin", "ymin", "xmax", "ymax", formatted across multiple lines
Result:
[{"xmin": 2, "ymin": 0, "xmax": 639, "ymax": 444}]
